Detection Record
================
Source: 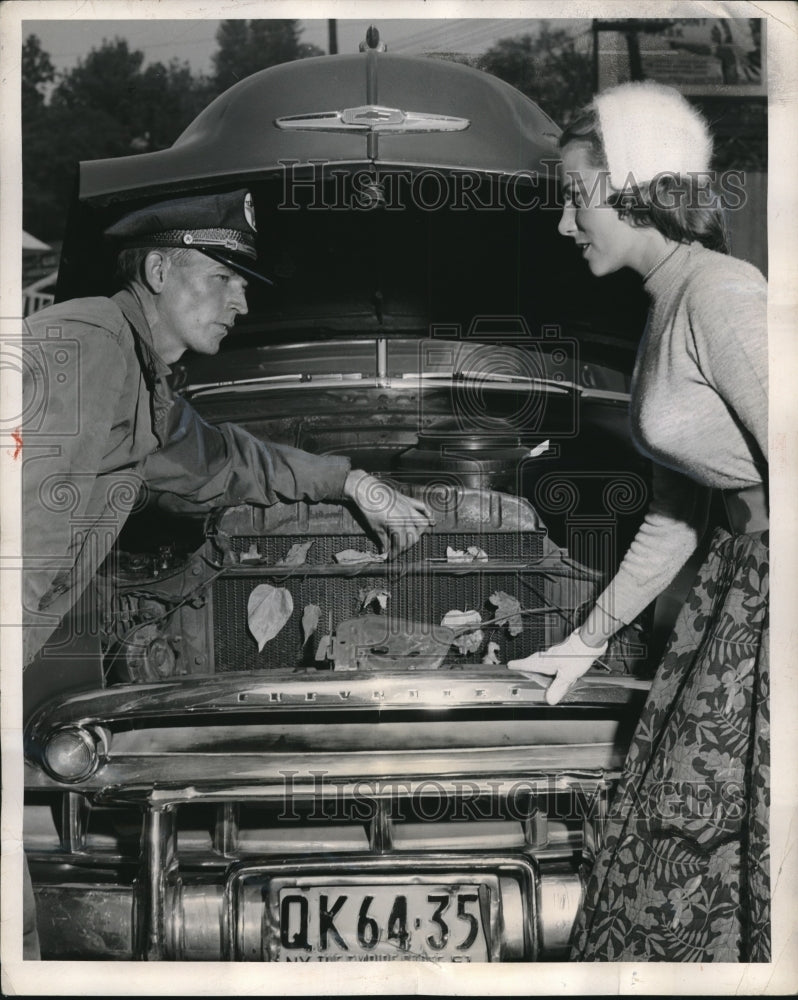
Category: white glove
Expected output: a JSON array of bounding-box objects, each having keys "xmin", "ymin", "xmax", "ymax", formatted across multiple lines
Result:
[{"xmin": 508, "ymin": 630, "xmax": 608, "ymax": 706}]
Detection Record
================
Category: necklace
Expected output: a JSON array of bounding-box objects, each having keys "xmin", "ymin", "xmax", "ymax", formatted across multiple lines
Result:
[{"xmin": 643, "ymin": 243, "xmax": 682, "ymax": 282}]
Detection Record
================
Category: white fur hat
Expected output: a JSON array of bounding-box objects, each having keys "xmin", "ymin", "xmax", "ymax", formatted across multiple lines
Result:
[{"xmin": 594, "ymin": 81, "xmax": 713, "ymax": 191}]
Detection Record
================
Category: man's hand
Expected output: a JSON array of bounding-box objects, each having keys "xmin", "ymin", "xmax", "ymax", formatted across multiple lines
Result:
[
  {"xmin": 507, "ymin": 630, "xmax": 609, "ymax": 706},
  {"xmin": 343, "ymin": 470, "xmax": 434, "ymax": 556}
]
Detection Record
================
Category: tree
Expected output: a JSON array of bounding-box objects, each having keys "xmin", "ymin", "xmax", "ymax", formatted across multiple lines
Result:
[
  {"xmin": 22, "ymin": 35, "xmax": 66, "ymax": 241},
  {"xmin": 482, "ymin": 23, "xmax": 593, "ymax": 127},
  {"xmin": 22, "ymin": 34, "xmax": 55, "ymax": 116},
  {"xmin": 51, "ymin": 38, "xmax": 208, "ymax": 153},
  {"xmin": 211, "ymin": 19, "xmax": 324, "ymax": 94},
  {"xmin": 21, "ymin": 35, "xmax": 210, "ymax": 241}
]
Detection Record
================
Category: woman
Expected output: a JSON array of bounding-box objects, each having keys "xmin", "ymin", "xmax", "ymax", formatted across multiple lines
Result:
[{"xmin": 509, "ymin": 81, "xmax": 769, "ymax": 962}]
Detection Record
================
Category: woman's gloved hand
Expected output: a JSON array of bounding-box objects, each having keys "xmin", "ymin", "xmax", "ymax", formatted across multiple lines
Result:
[{"xmin": 507, "ymin": 630, "xmax": 609, "ymax": 706}]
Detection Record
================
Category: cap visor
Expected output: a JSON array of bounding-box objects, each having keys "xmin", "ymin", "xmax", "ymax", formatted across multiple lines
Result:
[{"xmin": 201, "ymin": 248, "xmax": 274, "ymax": 286}]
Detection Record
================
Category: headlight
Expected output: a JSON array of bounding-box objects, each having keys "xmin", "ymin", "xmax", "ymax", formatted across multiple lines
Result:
[{"xmin": 42, "ymin": 726, "xmax": 101, "ymax": 782}]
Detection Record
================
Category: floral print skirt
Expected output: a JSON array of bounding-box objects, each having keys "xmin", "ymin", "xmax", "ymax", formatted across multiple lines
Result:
[{"xmin": 571, "ymin": 528, "xmax": 770, "ymax": 962}]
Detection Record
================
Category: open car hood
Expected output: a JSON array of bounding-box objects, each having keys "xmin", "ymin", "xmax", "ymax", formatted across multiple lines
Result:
[
  {"xmin": 79, "ymin": 53, "xmax": 560, "ymax": 205},
  {"xmin": 59, "ymin": 47, "xmax": 648, "ymax": 345}
]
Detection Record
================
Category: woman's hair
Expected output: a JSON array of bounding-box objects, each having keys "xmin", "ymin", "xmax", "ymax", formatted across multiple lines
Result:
[{"xmin": 560, "ymin": 104, "xmax": 730, "ymax": 254}]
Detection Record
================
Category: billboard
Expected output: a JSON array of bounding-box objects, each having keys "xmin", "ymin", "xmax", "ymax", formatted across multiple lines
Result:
[{"xmin": 595, "ymin": 17, "xmax": 764, "ymax": 96}]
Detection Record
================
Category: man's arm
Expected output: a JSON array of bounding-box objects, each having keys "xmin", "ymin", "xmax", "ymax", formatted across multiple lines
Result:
[
  {"xmin": 141, "ymin": 394, "xmax": 351, "ymax": 505},
  {"xmin": 140, "ymin": 395, "xmax": 433, "ymax": 553}
]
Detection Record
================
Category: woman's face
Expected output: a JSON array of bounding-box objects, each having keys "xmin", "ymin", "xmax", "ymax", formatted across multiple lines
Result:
[{"xmin": 558, "ymin": 143, "xmax": 642, "ymax": 277}]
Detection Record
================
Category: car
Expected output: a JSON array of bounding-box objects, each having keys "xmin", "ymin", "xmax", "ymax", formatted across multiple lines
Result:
[{"xmin": 23, "ymin": 30, "xmax": 666, "ymax": 962}]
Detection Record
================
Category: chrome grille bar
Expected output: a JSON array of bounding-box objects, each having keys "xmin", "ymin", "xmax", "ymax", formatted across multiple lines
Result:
[
  {"xmin": 61, "ymin": 792, "xmax": 87, "ymax": 853},
  {"xmin": 137, "ymin": 805, "xmax": 177, "ymax": 960},
  {"xmin": 214, "ymin": 802, "xmax": 238, "ymax": 857}
]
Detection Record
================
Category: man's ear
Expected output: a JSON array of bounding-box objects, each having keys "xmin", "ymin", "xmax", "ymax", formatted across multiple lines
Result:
[{"xmin": 141, "ymin": 250, "xmax": 170, "ymax": 293}]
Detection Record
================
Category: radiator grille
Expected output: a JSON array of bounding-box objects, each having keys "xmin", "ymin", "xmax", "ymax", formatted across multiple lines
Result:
[
  {"xmin": 213, "ymin": 531, "xmax": 546, "ymax": 671},
  {"xmin": 229, "ymin": 531, "xmax": 540, "ymax": 564}
]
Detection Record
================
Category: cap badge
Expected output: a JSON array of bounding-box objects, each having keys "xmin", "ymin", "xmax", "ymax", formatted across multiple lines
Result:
[{"xmin": 244, "ymin": 192, "xmax": 256, "ymax": 232}]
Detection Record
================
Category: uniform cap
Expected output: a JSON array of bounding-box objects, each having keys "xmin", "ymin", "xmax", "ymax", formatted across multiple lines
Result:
[{"xmin": 105, "ymin": 189, "xmax": 272, "ymax": 284}]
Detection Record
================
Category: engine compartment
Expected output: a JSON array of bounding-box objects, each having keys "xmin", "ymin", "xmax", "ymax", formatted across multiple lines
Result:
[{"xmin": 103, "ymin": 487, "xmax": 600, "ymax": 685}]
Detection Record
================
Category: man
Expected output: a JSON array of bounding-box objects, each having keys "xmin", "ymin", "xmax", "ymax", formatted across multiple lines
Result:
[
  {"xmin": 20, "ymin": 190, "xmax": 433, "ymax": 957},
  {"xmin": 23, "ymin": 188, "xmax": 433, "ymax": 665}
]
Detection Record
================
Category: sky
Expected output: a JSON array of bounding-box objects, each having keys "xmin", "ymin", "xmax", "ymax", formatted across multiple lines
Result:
[{"xmin": 23, "ymin": 17, "xmax": 590, "ymax": 75}]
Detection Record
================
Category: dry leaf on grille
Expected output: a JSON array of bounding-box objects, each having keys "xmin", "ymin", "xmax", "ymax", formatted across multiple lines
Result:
[
  {"xmin": 489, "ymin": 590, "xmax": 524, "ymax": 636},
  {"xmin": 247, "ymin": 584, "xmax": 293, "ymax": 652},
  {"xmin": 441, "ymin": 609, "xmax": 484, "ymax": 654},
  {"xmin": 446, "ymin": 545, "xmax": 488, "ymax": 563},
  {"xmin": 275, "ymin": 540, "xmax": 315, "ymax": 566},
  {"xmin": 359, "ymin": 588, "xmax": 390, "ymax": 612},
  {"xmin": 482, "ymin": 641, "xmax": 501, "ymax": 664},
  {"xmin": 334, "ymin": 548, "xmax": 388, "ymax": 564}
]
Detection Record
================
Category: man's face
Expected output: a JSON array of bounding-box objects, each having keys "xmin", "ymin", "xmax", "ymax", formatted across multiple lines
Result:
[{"xmin": 153, "ymin": 251, "xmax": 249, "ymax": 361}]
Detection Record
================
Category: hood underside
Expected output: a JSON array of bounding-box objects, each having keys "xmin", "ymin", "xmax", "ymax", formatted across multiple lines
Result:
[{"xmin": 79, "ymin": 54, "xmax": 561, "ymax": 205}]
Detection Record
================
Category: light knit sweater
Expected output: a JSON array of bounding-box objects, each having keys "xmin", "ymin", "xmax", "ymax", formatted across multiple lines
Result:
[{"xmin": 588, "ymin": 241, "xmax": 768, "ymax": 629}]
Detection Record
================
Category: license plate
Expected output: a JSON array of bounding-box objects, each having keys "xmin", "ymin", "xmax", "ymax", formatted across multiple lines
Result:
[{"xmin": 277, "ymin": 882, "xmax": 489, "ymax": 961}]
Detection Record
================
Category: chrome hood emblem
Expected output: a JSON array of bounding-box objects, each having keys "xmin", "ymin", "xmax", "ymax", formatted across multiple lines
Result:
[{"xmin": 275, "ymin": 104, "xmax": 470, "ymax": 135}]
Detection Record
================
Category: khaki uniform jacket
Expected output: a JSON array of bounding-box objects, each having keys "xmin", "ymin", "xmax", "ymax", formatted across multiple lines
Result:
[{"xmin": 22, "ymin": 288, "xmax": 351, "ymax": 664}]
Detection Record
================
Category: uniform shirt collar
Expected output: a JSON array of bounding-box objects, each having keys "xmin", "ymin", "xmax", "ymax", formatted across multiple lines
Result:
[{"xmin": 112, "ymin": 287, "xmax": 173, "ymax": 379}]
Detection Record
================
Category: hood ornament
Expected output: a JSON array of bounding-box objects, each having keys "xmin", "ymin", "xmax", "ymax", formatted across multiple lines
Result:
[{"xmin": 275, "ymin": 105, "xmax": 470, "ymax": 135}]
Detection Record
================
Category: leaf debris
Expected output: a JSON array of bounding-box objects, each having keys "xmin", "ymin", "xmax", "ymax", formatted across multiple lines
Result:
[
  {"xmin": 276, "ymin": 540, "xmax": 314, "ymax": 566},
  {"xmin": 359, "ymin": 588, "xmax": 390, "ymax": 613},
  {"xmin": 441, "ymin": 609, "xmax": 484, "ymax": 654},
  {"xmin": 334, "ymin": 548, "xmax": 388, "ymax": 564},
  {"xmin": 489, "ymin": 590, "xmax": 524, "ymax": 636},
  {"xmin": 247, "ymin": 584, "xmax": 293, "ymax": 652},
  {"xmin": 482, "ymin": 641, "xmax": 501, "ymax": 664},
  {"xmin": 446, "ymin": 545, "xmax": 489, "ymax": 563}
]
